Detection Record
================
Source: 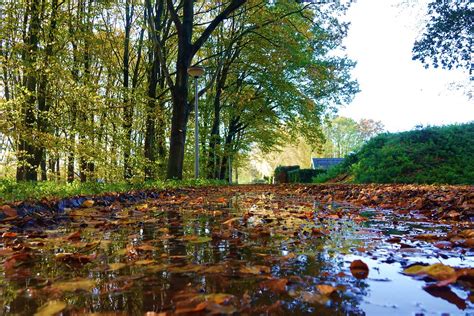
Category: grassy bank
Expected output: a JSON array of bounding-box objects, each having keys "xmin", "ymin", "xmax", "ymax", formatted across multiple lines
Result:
[
  {"xmin": 314, "ymin": 123, "xmax": 474, "ymax": 185},
  {"xmin": 0, "ymin": 179, "xmax": 226, "ymax": 204}
]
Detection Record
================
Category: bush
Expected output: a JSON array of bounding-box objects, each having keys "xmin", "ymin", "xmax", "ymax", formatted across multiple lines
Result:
[
  {"xmin": 288, "ymin": 169, "xmax": 326, "ymax": 183},
  {"xmin": 274, "ymin": 165, "xmax": 300, "ymax": 183}
]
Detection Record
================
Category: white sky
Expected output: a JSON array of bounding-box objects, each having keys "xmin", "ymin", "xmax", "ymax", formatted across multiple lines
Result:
[{"xmin": 337, "ymin": 0, "xmax": 473, "ymax": 132}]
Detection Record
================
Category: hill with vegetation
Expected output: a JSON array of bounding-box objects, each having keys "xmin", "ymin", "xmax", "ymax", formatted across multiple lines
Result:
[{"xmin": 314, "ymin": 123, "xmax": 474, "ymax": 185}]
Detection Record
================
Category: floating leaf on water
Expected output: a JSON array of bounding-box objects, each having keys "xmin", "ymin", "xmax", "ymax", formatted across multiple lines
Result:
[
  {"xmin": 136, "ymin": 203, "xmax": 149, "ymax": 212},
  {"xmin": 403, "ymin": 264, "xmax": 427, "ymax": 275},
  {"xmin": 350, "ymin": 259, "xmax": 369, "ymax": 279},
  {"xmin": 259, "ymin": 278, "xmax": 288, "ymax": 294},
  {"xmin": 108, "ymin": 263, "xmax": 127, "ymax": 271},
  {"xmin": 66, "ymin": 231, "xmax": 81, "ymax": 241},
  {"xmin": 1, "ymin": 205, "xmax": 17, "ymax": 218},
  {"xmin": 403, "ymin": 263, "xmax": 456, "ymax": 281},
  {"xmin": 317, "ymin": 284, "xmax": 337, "ymax": 296},
  {"xmin": 82, "ymin": 200, "xmax": 95, "ymax": 208},
  {"xmin": 189, "ymin": 236, "xmax": 212, "ymax": 244},
  {"xmin": 34, "ymin": 300, "xmax": 67, "ymax": 316},
  {"xmin": 239, "ymin": 265, "xmax": 271, "ymax": 275},
  {"xmin": 300, "ymin": 291, "xmax": 329, "ymax": 305},
  {"xmin": 2, "ymin": 232, "xmax": 17, "ymax": 238},
  {"xmin": 134, "ymin": 259, "xmax": 155, "ymax": 266},
  {"xmin": 222, "ymin": 217, "xmax": 241, "ymax": 226},
  {"xmin": 52, "ymin": 278, "xmax": 96, "ymax": 292}
]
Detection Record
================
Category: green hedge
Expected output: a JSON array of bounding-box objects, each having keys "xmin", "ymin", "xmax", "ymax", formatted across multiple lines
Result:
[
  {"xmin": 274, "ymin": 165, "xmax": 300, "ymax": 183},
  {"xmin": 288, "ymin": 168, "xmax": 326, "ymax": 183}
]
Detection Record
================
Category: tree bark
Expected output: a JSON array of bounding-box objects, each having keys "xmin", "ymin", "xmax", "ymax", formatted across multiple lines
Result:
[
  {"xmin": 17, "ymin": 0, "xmax": 41, "ymax": 181},
  {"xmin": 166, "ymin": 0, "xmax": 246, "ymax": 179}
]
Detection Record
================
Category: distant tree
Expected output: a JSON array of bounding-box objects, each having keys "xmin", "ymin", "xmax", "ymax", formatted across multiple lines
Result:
[
  {"xmin": 321, "ymin": 117, "xmax": 384, "ymax": 158},
  {"xmin": 412, "ymin": 0, "xmax": 473, "ymax": 77}
]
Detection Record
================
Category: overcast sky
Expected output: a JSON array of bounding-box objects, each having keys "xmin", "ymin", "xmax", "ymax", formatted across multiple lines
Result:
[{"xmin": 337, "ymin": 0, "xmax": 473, "ymax": 132}]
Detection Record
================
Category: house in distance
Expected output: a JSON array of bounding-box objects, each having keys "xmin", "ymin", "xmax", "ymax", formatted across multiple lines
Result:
[{"xmin": 311, "ymin": 158, "xmax": 344, "ymax": 170}]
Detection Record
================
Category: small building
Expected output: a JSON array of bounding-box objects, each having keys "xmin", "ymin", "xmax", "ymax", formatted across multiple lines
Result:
[{"xmin": 311, "ymin": 158, "xmax": 344, "ymax": 170}]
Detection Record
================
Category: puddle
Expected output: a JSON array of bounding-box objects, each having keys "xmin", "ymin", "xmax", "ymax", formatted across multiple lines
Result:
[{"xmin": 0, "ymin": 188, "xmax": 473, "ymax": 315}]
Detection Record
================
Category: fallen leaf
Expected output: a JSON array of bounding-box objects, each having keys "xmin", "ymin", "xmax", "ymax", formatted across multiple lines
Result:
[
  {"xmin": 259, "ymin": 278, "xmax": 288, "ymax": 294},
  {"xmin": 66, "ymin": 231, "xmax": 81, "ymax": 241},
  {"xmin": 2, "ymin": 232, "xmax": 17, "ymax": 238},
  {"xmin": 136, "ymin": 204, "xmax": 149, "ymax": 212},
  {"xmin": 108, "ymin": 263, "xmax": 127, "ymax": 271},
  {"xmin": 1, "ymin": 205, "xmax": 17, "ymax": 218},
  {"xmin": 52, "ymin": 278, "xmax": 96, "ymax": 292},
  {"xmin": 350, "ymin": 259, "xmax": 369, "ymax": 279},
  {"xmin": 300, "ymin": 291, "xmax": 329, "ymax": 304},
  {"xmin": 134, "ymin": 259, "xmax": 155, "ymax": 266},
  {"xmin": 239, "ymin": 265, "xmax": 271, "ymax": 275},
  {"xmin": 34, "ymin": 300, "xmax": 67, "ymax": 316},
  {"xmin": 82, "ymin": 200, "xmax": 95, "ymax": 208},
  {"xmin": 403, "ymin": 263, "xmax": 456, "ymax": 281},
  {"xmin": 317, "ymin": 284, "xmax": 337, "ymax": 296},
  {"xmin": 222, "ymin": 217, "xmax": 240, "ymax": 226}
]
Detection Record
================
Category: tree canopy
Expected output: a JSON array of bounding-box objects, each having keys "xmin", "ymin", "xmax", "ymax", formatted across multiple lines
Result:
[
  {"xmin": 0, "ymin": 0, "xmax": 358, "ymax": 182},
  {"xmin": 412, "ymin": 0, "xmax": 473, "ymax": 78}
]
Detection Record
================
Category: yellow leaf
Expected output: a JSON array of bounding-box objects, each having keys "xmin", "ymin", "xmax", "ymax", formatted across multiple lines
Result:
[
  {"xmin": 317, "ymin": 284, "xmax": 337, "ymax": 296},
  {"xmin": 424, "ymin": 263, "xmax": 456, "ymax": 280},
  {"xmin": 403, "ymin": 263, "xmax": 456, "ymax": 281},
  {"xmin": 134, "ymin": 259, "xmax": 155, "ymax": 266},
  {"xmin": 108, "ymin": 263, "xmax": 127, "ymax": 271},
  {"xmin": 34, "ymin": 300, "xmax": 67, "ymax": 316},
  {"xmin": 52, "ymin": 279, "xmax": 96, "ymax": 292},
  {"xmin": 403, "ymin": 265, "xmax": 427, "ymax": 275},
  {"xmin": 136, "ymin": 203, "xmax": 149, "ymax": 212}
]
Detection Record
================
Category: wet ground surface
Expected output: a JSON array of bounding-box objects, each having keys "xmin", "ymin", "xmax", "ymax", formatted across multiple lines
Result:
[{"xmin": 0, "ymin": 185, "xmax": 473, "ymax": 315}]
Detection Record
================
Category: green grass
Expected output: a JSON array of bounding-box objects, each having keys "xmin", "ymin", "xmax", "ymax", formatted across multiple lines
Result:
[
  {"xmin": 0, "ymin": 178, "xmax": 227, "ymax": 204},
  {"xmin": 314, "ymin": 123, "xmax": 474, "ymax": 185}
]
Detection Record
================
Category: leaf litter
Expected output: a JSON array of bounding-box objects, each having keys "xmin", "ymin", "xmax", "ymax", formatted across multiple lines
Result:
[{"xmin": 0, "ymin": 184, "xmax": 473, "ymax": 315}]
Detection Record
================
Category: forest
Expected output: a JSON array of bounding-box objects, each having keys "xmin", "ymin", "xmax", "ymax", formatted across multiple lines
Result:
[{"xmin": 0, "ymin": 0, "xmax": 358, "ymax": 183}]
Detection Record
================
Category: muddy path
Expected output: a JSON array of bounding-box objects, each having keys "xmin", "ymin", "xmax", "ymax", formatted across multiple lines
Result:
[{"xmin": 0, "ymin": 184, "xmax": 473, "ymax": 315}]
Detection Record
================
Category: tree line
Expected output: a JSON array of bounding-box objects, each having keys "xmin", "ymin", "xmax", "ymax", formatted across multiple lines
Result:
[{"xmin": 0, "ymin": 0, "xmax": 359, "ymax": 182}]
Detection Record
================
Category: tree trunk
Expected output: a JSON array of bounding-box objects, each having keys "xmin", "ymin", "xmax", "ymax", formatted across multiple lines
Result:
[
  {"xmin": 17, "ymin": 0, "xmax": 41, "ymax": 181},
  {"xmin": 123, "ymin": 0, "xmax": 133, "ymax": 180},
  {"xmin": 165, "ymin": 0, "xmax": 246, "ymax": 179},
  {"xmin": 166, "ymin": 0, "xmax": 193, "ymax": 180}
]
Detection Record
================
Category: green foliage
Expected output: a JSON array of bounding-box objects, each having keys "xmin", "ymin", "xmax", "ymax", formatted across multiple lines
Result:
[
  {"xmin": 315, "ymin": 123, "xmax": 474, "ymax": 184},
  {"xmin": 413, "ymin": 0, "xmax": 472, "ymax": 74},
  {"xmin": 320, "ymin": 116, "xmax": 384, "ymax": 158},
  {"xmin": 288, "ymin": 168, "xmax": 325, "ymax": 183},
  {"xmin": 0, "ymin": 178, "xmax": 226, "ymax": 204},
  {"xmin": 274, "ymin": 165, "xmax": 300, "ymax": 183}
]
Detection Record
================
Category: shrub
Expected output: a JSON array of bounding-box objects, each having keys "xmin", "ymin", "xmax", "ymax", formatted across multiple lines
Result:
[{"xmin": 274, "ymin": 165, "xmax": 300, "ymax": 183}]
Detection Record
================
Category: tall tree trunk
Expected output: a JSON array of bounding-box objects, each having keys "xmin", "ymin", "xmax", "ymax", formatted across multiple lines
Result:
[
  {"xmin": 165, "ymin": 0, "xmax": 246, "ymax": 179},
  {"xmin": 17, "ymin": 0, "xmax": 41, "ymax": 181},
  {"xmin": 37, "ymin": 0, "xmax": 59, "ymax": 181},
  {"xmin": 122, "ymin": 0, "xmax": 134, "ymax": 180},
  {"xmin": 166, "ymin": 0, "xmax": 194, "ymax": 180}
]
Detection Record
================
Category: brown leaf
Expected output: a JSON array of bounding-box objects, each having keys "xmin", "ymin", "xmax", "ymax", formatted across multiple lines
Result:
[
  {"xmin": 350, "ymin": 259, "xmax": 369, "ymax": 279},
  {"xmin": 66, "ymin": 231, "xmax": 81, "ymax": 241},
  {"xmin": 1, "ymin": 205, "xmax": 17, "ymax": 218},
  {"xmin": 259, "ymin": 278, "xmax": 288, "ymax": 294}
]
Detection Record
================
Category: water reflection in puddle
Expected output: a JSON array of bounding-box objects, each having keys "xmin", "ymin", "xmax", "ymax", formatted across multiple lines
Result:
[{"xmin": 0, "ymin": 190, "xmax": 473, "ymax": 315}]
